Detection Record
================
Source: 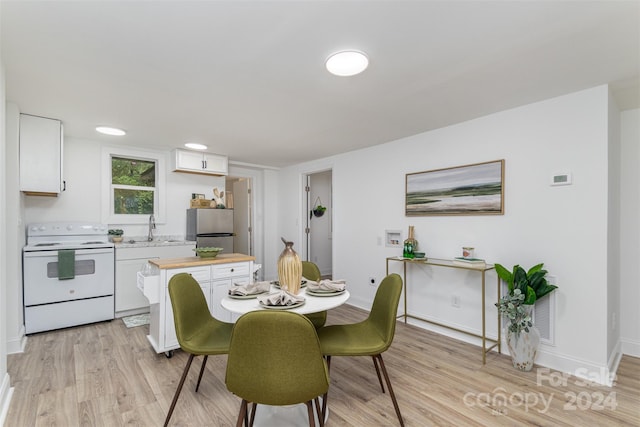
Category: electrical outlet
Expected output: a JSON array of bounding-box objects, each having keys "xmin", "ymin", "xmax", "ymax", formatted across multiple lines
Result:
[
  {"xmin": 451, "ymin": 295, "xmax": 460, "ymax": 307},
  {"xmin": 369, "ymin": 277, "xmax": 376, "ymax": 286}
]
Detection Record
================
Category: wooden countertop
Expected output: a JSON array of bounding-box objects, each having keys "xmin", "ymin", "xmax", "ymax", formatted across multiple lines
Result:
[{"xmin": 149, "ymin": 253, "xmax": 255, "ymax": 269}]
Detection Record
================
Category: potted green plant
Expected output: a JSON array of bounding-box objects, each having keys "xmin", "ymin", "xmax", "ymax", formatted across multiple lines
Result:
[
  {"xmin": 108, "ymin": 229, "xmax": 124, "ymax": 243},
  {"xmin": 311, "ymin": 197, "xmax": 327, "ymax": 218},
  {"xmin": 495, "ymin": 263, "xmax": 558, "ymax": 371},
  {"xmin": 312, "ymin": 205, "xmax": 326, "ymax": 217}
]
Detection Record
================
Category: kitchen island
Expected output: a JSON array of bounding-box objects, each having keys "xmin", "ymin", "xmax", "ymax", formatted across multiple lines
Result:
[{"xmin": 138, "ymin": 253, "xmax": 255, "ymax": 356}]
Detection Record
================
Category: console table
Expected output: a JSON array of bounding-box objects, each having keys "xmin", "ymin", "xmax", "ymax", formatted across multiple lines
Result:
[{"xmin": 386, "ymin": 256, "xmax": 501, "ymax": 364}]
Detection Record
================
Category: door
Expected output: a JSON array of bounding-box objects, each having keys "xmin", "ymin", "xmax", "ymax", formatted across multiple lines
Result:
[{"xmin": 305, "ymin": 170, "xmax": 332, "ymax": 278}]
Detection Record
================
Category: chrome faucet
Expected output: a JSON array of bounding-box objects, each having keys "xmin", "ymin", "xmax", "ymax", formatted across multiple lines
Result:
[{"xmin": 148, "ymin": 214, "xmax": 156, "ymax": 241}]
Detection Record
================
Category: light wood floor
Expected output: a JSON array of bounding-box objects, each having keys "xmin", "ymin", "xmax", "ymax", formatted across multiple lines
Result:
[{"xmin": 6, "ymin": 304, "xmax": 640, "ymax": 426}]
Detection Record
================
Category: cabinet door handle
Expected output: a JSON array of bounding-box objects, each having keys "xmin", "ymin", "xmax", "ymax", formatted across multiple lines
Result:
[
  {"xmin": 202, "ymin": 160, "xmax": 207, "ymax": 169},
  {"xmin": 62, "ymin": 180, "xmax": 66, "ymax": 191},
  {"xmin": 230, "ymin": 268, "xmax": 234, "ymax": 272}
]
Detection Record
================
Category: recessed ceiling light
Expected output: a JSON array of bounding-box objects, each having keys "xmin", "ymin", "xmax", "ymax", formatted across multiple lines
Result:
[
  {"xmin": 96, "ymin": 126, "xmax": 126, "ymax": 136},
  {"xmin": 325, "ymin": 50, "xmax": 369, "ymax": 76},
  {"xmin": 185, "ymin": 143, "xmax": 208, "ymax": 150}
]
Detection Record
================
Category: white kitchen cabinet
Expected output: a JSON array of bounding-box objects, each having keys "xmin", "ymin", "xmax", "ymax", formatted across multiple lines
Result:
[
  {"xmin": 163, "ymin": 266, "xmax": 211, "ymax": 349},
  {"xmin": 171, "ymin": 148, "xmax": 228, "ymax": 176},
  {"xmin": 140, "ymin": 254, "xmax": 254, "ymax": 355},
  {"xmin": 210, "ymin": 262, "xmax": 251, "ymax": 322},
  {"xmin": 115, "ymin": 243, "xmax": 196, "ymax": 316},
  {"xmin": 19, "ymin": 113, "xmax": 64, "ymax": 196}
]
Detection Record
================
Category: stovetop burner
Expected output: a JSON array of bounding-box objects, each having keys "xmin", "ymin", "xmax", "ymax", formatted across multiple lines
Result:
[{"xmin": 24, "ymin": 221, "xmax": 113, "ymax": 252}]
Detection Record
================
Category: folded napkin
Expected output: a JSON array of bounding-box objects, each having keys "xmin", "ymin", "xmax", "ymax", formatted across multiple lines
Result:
[
  {"xmin": 305, "ymin": 279, "xmax": 346, "ymax": 292},
  {"xmin": 258, "ymin": 290, "xmax": 305, "ymax": 306},
  {"xmin": 229, "ymin": 281, "xmax": 271, "ymax": 296}
]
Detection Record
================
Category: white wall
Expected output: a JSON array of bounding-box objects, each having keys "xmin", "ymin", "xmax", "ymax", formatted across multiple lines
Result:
[
  {"xmin": 0, "ymin": 55, "xmax": 14, "ymax": 425},
  {"xmin": 607, "ymin": 90, "xmax": 622, "ymax": 369},
  {"xmin": 23, "ymin": 138, "xmax": 226, "ymax": 238},
  {"xmin": 4, "ymin": 103, "xmax": 24, "ymax": 357},
  {"xmin": 278, "ymin": 86, "xmax": 615, "ymax": 378},
  {"xmin": 620, "ymin": 108, "xmax": 640, "ymax": 357}
]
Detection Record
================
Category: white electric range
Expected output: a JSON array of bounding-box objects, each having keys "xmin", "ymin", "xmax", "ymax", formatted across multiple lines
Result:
[{"xmin": 23, "ymin": 222, "xmax": 115, "ymax": 334}]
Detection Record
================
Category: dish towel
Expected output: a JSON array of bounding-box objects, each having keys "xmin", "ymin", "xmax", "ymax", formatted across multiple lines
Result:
[
  {"xmin": 305, "ymin": 279, "xmax": 346, "ymax": 292},
  {"xmin": 257, "ymin": 290, "xmax": 305, "ymax": 306},
  {"xmin": 229, "ymin": 281, "xmax": 271, "ymax": 296},
  {"xmin": 58, "ymin": 249, "xmax": 76, "ymax": 280}
]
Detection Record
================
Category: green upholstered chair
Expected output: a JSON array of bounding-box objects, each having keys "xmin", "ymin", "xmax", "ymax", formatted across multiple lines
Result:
[
  {"xmin": 302, "ymin": 261, "xmax": 327, "ymax": 328},
  {"xmin": 164, "ymin": 273, "xmax": 234, "ymax": 427},
  {"xmin": 225, "ymin": 310, "xmax": 330, "ymax": 427},
  {"xmin": 316, "ymin": 273, "xmax": 404, "ymax": 426}
]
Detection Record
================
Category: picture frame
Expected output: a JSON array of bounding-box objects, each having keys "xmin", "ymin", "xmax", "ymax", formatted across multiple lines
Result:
[
  {"xmin": 191, "ymin": 193, "xmax": 205, "ymax": 200},
  {"xmin": 405, "ymin": 159, "xmax": 505, "ymax": 216}
]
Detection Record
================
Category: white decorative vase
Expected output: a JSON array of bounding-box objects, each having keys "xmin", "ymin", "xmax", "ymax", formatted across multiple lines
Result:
[{"xmin": 506, "ymin": 324, "xmax": 540, "ymax": 371}]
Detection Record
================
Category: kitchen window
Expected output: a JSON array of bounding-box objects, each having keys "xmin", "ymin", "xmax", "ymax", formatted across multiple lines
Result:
[{"xmin": 101, "ymin": 147, "xmax": 166, "ymax": 225}]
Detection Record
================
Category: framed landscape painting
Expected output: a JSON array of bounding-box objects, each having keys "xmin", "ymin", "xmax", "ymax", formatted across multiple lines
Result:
[{"xmin": 405, "ymin": 159, "xmax": 504, "ymax": 216}]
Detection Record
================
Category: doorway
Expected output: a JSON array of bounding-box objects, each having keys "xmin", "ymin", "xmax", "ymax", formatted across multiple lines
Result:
[
  {"xmin": 225, "ymin": 176, "xmax": 252, "ymax": 256},
  {"xmin": 305, "ymin": 170, "xmax": 332, "ymax": 278}
]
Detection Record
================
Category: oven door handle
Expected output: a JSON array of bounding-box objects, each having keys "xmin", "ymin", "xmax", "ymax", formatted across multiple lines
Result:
[{"xmin": 23, "ymin": 248, "xmax": 114, "ymax": 257}]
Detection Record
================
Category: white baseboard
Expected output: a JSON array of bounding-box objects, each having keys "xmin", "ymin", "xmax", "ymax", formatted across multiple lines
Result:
[
  {"xmin": 621, "ymin": 337, "xmax": 640, "ymax": 357},
  {"xmin": 0, "ymin": 373, "xmax": 14, "ymax": 427},
  {"xmin": 345, "ymin": 300, "xmax": 621, "ymax": 387},
  {"xmin": 6, "ymin": 325, "xmax": 26, "ymax": 355}
]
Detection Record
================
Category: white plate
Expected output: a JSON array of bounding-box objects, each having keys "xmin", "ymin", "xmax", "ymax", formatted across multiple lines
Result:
[
  {"xmin": 259, "ymin": 301, "xmax": 306, "ymax": 310},
  {"xmin": 306, "ymin": 289, "xmax": 346, "ymax": 297},
  {"xmin": 228, "ymin": 292, "xmax": 269, "ymax": 300}
]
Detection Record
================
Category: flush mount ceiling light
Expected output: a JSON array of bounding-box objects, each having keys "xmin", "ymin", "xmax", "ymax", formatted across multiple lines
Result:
[
  {"xmin": 325, "ymin": 50, "xmax": 369, "ymax": 76},
  {"xmin": 184, "ymin": 143, "xmax": 208, "ymax": 150},
  {"xmin": 96, "ymin": 126, "xmax": 126, "ymax": 136}
]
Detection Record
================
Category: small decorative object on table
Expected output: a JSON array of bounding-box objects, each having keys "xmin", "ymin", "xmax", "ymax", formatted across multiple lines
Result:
[
  {"xmin": 277, "ymin": 237, "xmax": 303, "ymax": 294},
  {"xmin": 462, "ymin": 247, "xmax": 474, "ymax": 258},
  {"xmin": 403, "ymin": 225, "xmax": 418, "ymax": 258},
  {"xmin": 108, "ymin": 229, "xmax": 124, "ymax": 243},
  {"xmin": 495, "ymin": 263, "xmax": 558, "ymax": 371},
  {"xmin": 453, "ymin": 257, "xmax": 486, "ymax": 268},
  {"xmin": 193, "ymin": 247, "xmax": 223, "ymax": 258}
]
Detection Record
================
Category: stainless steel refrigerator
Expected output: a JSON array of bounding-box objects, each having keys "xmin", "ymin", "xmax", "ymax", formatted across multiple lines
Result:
[{"xmin": 186, "ymin": 208, "xmax": 234, "ymax": 253}]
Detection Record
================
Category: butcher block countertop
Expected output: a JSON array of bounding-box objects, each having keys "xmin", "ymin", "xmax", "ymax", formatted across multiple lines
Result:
[{"xmin": 149, "ymin": 253, "xmax": 255, "ymax": 269}]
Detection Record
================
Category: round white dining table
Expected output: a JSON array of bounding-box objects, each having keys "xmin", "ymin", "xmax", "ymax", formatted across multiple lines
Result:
[
  {"xmin": 220, "ymin": 284, "xmax": 350, "ymax": 426},
  {"xmin": 221, "ymin": 285, "xmax": 350, "ymax": 316}
]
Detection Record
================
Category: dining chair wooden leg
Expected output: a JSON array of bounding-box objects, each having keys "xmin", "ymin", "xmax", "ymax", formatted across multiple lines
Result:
[
  {"xmin": 321, "ymin": 356, "xmax": 331, "ymax": 419},
  {"xmin": 305, "ymin": 400, "xmax": 316, "ymax": 427},
  {"xmin": 313, "ymin": 396, "xmax": 324, "ymax": 427},
  {"xmin": 375, "ymin": 354, "xmax": 404, "ymax": 427},
  {"xmin": 164, "ymin": 354, "xmax": 195, "ymax": 427},
  {"xmin": 235, "ymin": 399, "xmax": 248, "ymax": 427},
  {"xmin": 249, "ymin": 402, "xmax": 257, "ymax": 427},
  {"xmin": 372, "ymin": 355, "xmax": 386, "ymax": 393},
  {"xmin": 195, "ymin": 355, "xmax": 208, "ymax": 392}
]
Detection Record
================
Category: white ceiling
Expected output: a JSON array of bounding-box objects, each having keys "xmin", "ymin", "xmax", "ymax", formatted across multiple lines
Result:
[{"xmin": 2, "ymin": 1, "xmax": 639, "ymax": 168}]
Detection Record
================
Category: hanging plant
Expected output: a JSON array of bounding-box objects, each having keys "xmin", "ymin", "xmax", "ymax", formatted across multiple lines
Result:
[{"xmin": 311, "ymin": 197, "xmax": 327, "ymax": 218}]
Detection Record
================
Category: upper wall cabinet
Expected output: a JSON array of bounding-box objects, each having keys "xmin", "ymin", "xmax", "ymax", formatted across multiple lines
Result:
[
  {"xmin": 19, "ymin": 114, "xmax": 64, "ymax": 196},
  {"xmin": 171, "ymin": 149, "xmax": 228, "ymax": 176}
]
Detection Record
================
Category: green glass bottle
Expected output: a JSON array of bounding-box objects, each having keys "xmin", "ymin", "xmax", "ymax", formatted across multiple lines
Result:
[{"xmin": 403, "ymin": 226, "xmax": 417, "ymax": 258}]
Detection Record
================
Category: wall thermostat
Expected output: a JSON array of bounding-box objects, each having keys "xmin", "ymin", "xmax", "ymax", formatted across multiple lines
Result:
[{"xmin": 550, "ymin": 172, "xmax": 572, "ymax": 186}]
